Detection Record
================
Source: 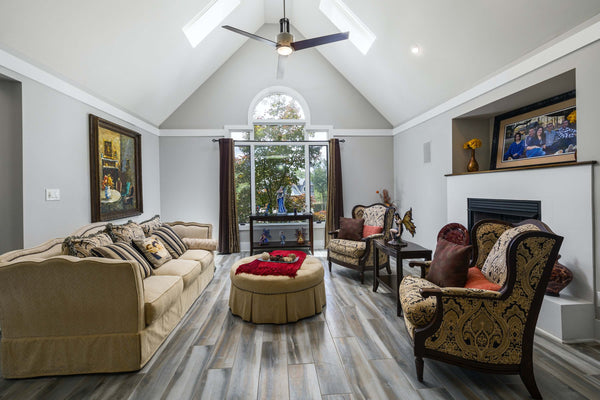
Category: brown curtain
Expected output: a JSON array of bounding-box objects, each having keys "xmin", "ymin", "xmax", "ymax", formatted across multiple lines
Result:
[
  {"xmin": 218, "ymin": 138, "xmax": 240, "ymax": 253},
  {"xmin": 325, "ymin": 138, "xmax": 344, "ymax": 248}
]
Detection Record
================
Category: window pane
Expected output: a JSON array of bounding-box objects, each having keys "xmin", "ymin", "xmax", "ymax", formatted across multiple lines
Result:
[
  {"xmin": 308, "ymin": 131, "xmax": 328, "ymax": 141},
  {"xmin": 310, "ymin": 145, "xmax": 328, "ymax": 221},
  {"xmin": 253, "ymin": 93, "xmax": 305, "ymax": 120},
  {"xmin": 255, "ymin": 145, "xmax": 306, "ymax": 214},
  {"xmin": 231, "ymin": 131, "xmax": 250, "ymax": 140},
  {"xmin": 254, "ymin": 124, "xmax": 304, "ymax": 141},
  {"xmin": 235, "ymin": 146, "xmax": 251, "ymax": 223}
]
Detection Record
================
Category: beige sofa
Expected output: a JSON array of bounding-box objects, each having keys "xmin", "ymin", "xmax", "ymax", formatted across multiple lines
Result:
[{"xmin": 0, "ymin": 220, "xmax": 215, "ymax": 378}]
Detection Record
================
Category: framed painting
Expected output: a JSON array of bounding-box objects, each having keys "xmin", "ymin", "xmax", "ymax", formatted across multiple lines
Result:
[
  {"xmin": 490, "ymin": 91, "xmax": 576, "ymax": 170},
  {"xmin": 89, "ymin": 115, "xmax": 143, "ymax": 222}
]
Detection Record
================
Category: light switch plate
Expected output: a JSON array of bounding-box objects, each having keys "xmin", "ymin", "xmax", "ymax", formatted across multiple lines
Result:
[{"xmin": 45, "ymin": 188, "xmax": 60, "ymax": 201}]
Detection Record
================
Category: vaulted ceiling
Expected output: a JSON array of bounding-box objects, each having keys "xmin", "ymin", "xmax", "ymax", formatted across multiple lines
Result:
[{"xmin": 1, "ymin": 0, "xmax": 599, "ymax": 128}]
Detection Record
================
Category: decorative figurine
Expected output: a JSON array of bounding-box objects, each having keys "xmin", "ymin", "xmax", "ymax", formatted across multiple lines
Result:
[
  {"xmin": 256, "ymin": 205, "xmax": 260, "ymax": 214},
  {"xmin": 389, "ymin": 208, "xmax": 416, "ymax": 246},
  {"xmin": 295, "ymin": 228, "xmax": 305, "ymax": 244},
  {"xmin": 277, "ymin": 186, "xmax": 287, "ymax": 214},
  {"xmin": 259, "ymin": 229, "xmax": 271, "ymax": 245},
  {"xmin": 280, "ymin": 231, "xmax": 286, "ymax": 246},
  {"xmin": 264, "ymin": 203, "xmax": 271, "ymax": 216}
]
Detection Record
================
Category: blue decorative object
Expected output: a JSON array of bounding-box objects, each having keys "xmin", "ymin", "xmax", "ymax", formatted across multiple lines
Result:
[
  {"xmin": 259, "ymin": 229, "xmax": 271, "ymax": 245},
  {"xmin": 277, "ymin": 186, "xmax": 287, "ymax": 213},
  {"xmin": 280, "ymin": 231, "xmax": 286, "ymax": 246}
]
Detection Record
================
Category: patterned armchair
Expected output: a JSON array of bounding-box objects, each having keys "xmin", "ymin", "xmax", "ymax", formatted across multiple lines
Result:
[
  {"xmin": 399, "ymin": 219, "xmax": 562, "ymax": 399},
  {"xmin": 327, "ymin": 203, "xmax": 395, "ymax": 283}
]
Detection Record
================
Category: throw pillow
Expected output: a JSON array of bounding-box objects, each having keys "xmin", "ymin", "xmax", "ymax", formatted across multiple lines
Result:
[
  {"xmin": 481, "ymin": 223, "xmax": 540, "ymax": 285},
  {"xmin": 153, "ymin": 225, "xmax": 188, "ymax": 258},
  {"xmin": 90, "ymin": 243, "xmax": 153, "ymax": 278},
  {"xmin": 106, "ymin": 222, "xmax": 145, "ymax": 244},
  {"xmin": 62, "ymin": 232, "xmax": 114, "ymax": 258},
  {"xmin": 426, "ymin": 238, "xmax": 473, "ymax": 287},
  {"xmin": 338, "ymin": 217, "xmax": 364, "ymax": 241},
  {"xmin": 182, "ymin": 238, "xmax": 218, "ymax": 251},
  {"xmin": 362, "ymin": 225, "xmax": 383, "ymax": 238},
  {"xmin": 139, "ymin": 215, "xmax": 162, "ymax": 237},
  {"xmin": 133, "ymin": 237, "xmax": 173, "ymax": 268},
  {"xmin": 464, "ymin": 267, "xmax": 502, "ymax": 291}
]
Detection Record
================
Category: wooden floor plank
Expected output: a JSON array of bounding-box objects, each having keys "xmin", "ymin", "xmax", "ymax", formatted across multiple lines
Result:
[
  {"xmin": 225, "ymin": 322, "xmax": 263, "ymax": 399},
  {"xmin": 286, "ymin": 322, "xmax": 314, "ymax": 365},
  {"xmin": 207, "ymin": 313, "xmax": 244, "ymax": 369},
  {"xmin": 288, "ymin": 364, "xmax": 322, "ymax": 400},
  {"xmin": 162, "ymin": 346, "xmax": 212, "ymax": 400},
  {"xmin": 194, "ymin": 368, "xmax": 231, "ymax": 400},
  {"xmin": 369, "ymin": 358, "xmax": 423, "ymax": 400},
  {"xmin": 258, "ymin": 340, "xmax": 289, "ymax": 400}
]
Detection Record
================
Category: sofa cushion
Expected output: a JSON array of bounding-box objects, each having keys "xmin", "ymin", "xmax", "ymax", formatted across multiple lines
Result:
[
  {"xmin": 399, "ymin": 275, "xmax": 439, "ymax": 328},
  {"xmin": 179, "ymin": 249, "xmax": 214, "ymax": 270},
  {"xmin": 143, "ymin": 275, "xmax": 183, "ymax": 325},
  {"xmin": 153, "ymin": 225, "xmax": 187, "ymax": 258},
  {"xmin": 338, "ymin": 217, "xmax": 364, "ymax": 241},
  {"xmin": 327, "ymin": 239, "xmax": 366, "ymax": 258},
  {"xmin": 182, "ymin": 238, "xmax": 218, "ymax": 251},
  {"xmin": 90, "ymin": 243, "xmax": 153, "ymax": 278},
  {"xmin": 481, "ymin": 223, "xmax": 540, "ymax": 285},
  {"xmin": 63, "ymin": 232, "xmax": 113, "ymax": 258},
  {"xmin": 106, "ymin": 222, "xmax": 145, "ymax": 244},
  {"xmin": 426, "ymin": 239, "xmax": 472, "ymax": 287},
  {"xmin": 140, "ymin": 215, "xmax": 162, "ymax": 237},
  {"xmin": 133, "ymin": 237, "xmax": 172, "ymax": 268},
  {"xmin": 153, "ymin": 259, "xmax": 202, "ymax": 288},
  {"xmin": 465, "ymin": 267, "xmax": 502, "ymax": 291}
]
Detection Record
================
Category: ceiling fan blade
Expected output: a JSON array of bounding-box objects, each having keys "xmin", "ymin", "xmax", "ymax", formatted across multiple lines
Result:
[
  {"xmin": 276, "ymin": 55, "xmax": 288, "ymax": 79},
  {"xmin": 222, "ymin": 25, "xmax": 277, "ymax": 47},
  {"xmin": 291, "ymin": 32, "xmax": 349, "ymax": 51}
]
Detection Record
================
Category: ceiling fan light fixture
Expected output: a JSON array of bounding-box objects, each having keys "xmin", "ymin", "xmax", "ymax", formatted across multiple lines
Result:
[{"xmin": 277, "ymin": 45, "xmax": 293, "ymax": 56}]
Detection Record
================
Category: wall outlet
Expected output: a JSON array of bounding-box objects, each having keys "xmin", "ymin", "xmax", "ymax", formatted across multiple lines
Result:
[{"xmin": 45, "ymin": 188, "xmax": 60, "ymax": 201}]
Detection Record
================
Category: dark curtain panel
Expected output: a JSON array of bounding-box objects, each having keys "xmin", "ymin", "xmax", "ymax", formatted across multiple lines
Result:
[
  {"xmin": 325, "ymin": 138, "xmax": 344, "ymax": 248},
  {"xmin": 218, "ymin": 138, "xmax": 240, "ymax": 253}
]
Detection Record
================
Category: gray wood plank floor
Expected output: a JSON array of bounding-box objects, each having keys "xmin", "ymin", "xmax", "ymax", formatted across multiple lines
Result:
[{"xmin": 1, "ymin": 252, "xmax": 599, "ymax": 400}]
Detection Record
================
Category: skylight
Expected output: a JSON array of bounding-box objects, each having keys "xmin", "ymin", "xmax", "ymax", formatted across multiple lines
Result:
[
  {"xmin": 319, "ymin": 0, "xmax": 376, "ymax": 54},
  {"xmin": 183, "ymin": 0, "xmax": 240, "ymax": 48}
]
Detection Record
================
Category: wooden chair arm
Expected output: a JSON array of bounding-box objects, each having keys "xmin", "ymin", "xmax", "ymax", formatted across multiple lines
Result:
[
  {"xmin": 328, "ymin": 230, "xmax": 340, "ymax": 236},
  {"xmin": 409, "ymin": 260, "xmax": 431, "ymax": 278}
]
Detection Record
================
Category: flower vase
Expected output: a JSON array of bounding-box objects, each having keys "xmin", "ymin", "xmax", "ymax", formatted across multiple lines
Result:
[{"xmin": 467, "ymin": 148, "xmax": 479, "ymax": 172}]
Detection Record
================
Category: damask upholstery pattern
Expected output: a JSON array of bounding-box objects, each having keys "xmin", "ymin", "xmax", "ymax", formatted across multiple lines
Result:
[
  {"xmin": 327, "ymin": 239, "xmax": 367, "ymax": 258},
  {"xmin": 481, "ymin": 224, "xmax": 539, "ymax": 285},
  {"xmin": 399, "ymin": 275, "xmax": 439, "ymax": 327},
  {"xmin": 473, "ymin": 222, "xmax": 511, "ymax": 268},
  {"xmin": 362, "ymin": 205, "xmax": 387, "ymax": 227},
  {"xmin": 422, "ymin": 236, "xmax": 557, "ymax": 364}
]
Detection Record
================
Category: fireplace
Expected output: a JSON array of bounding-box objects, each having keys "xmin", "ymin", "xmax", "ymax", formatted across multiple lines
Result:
[{"xmin": 467, "ymin": 198, "xmax": 541, "ymax": 231}]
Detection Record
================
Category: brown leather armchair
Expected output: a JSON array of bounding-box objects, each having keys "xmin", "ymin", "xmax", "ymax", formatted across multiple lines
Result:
[
  {"xmin": 327, "ymin": 203, "xmax": 395, "ymax": 283},
  {"xmin": 399, "ymin": 219, "xmax": 562, "ymax": 399}
]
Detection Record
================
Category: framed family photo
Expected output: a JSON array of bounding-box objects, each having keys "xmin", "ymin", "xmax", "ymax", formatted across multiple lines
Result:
[
  {"xmin": 490, "ymin": 91, "xmax": 576, "ymax": 170},
  {"xmin": 89, "ymin": 115, "xmax": 143, "ymax": 222}
]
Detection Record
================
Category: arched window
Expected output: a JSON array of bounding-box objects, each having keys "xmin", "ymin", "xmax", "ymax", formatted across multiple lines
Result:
[{"xmin": 232, "ymin": 89, "xmax": 328, "ymax": 225}]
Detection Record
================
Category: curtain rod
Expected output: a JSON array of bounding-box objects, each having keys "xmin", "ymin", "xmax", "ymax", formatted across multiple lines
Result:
[{"xmin": 211, "ymin": 138, "xmax": 345, "ymax": 143}]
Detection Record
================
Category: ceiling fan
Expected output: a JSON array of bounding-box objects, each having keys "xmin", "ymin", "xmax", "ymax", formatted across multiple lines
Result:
[{"xmin": 222, "ymin": 0, "xmax": 349, "ymax": 79}]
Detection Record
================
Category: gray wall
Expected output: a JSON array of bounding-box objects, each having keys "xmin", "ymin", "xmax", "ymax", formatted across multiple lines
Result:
[
  {"xmin": 393, "ymin": 40, "xmax": 600, "ymax": 331},
  {"xmin": 160, "ymin": 24, "xmax": 391, "ymax": 130},
  {"xmin": 160, "ymin": 135, "xmax": 394, "ymax": 244},
  {"xmin": 0, "ymin": 66, "xmax": 161, "ymax": 248},
  {"xmin": 0, "ymin": 78, "xmax": 23, "ymax": 253}
]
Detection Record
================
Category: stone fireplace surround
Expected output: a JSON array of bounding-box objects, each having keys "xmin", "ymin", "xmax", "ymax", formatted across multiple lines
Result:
[{"xmin": 447, "ymin": 163, "xmax": 594, "ymax": 342}]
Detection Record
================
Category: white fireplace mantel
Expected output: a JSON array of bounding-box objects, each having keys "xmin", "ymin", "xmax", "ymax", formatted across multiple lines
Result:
[{"xmin": 446, "ymin": 163, "xmax": 595, "ymax": 342}]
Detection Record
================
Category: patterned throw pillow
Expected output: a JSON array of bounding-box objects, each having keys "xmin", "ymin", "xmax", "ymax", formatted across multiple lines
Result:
[
  {"xmin": 153, "ymin": 225, "xmax": 187, "ymax": 258},
  {"xmin": 62, "ymin": 232, "xmax": 114, "ymax": 258},
  {"xmin": 90, "ymin": 243, "xmax": 153, "ymax": 278},
  {"xmin": 481, "ymin": 223, "xmax": 540, "ymax": 285},
  {"xmin": 140, "ymin": 215, "xmax": 162, "ymax": 237},
  {"xmin": 133, "ymin": 237, "xmax": 172, "ymax": 268},
  {"xmin": 105, "ymin": 222, "xmax": 145, "ymax": 244}
]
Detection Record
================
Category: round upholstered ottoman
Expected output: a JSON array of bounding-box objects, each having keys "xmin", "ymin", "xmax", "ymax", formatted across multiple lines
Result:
[{"xmin": 229, "ymin": 255, "xmax": 326, "ymax": 324}]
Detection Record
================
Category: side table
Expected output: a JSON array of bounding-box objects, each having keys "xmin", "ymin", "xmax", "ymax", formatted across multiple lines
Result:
[{"xmin": 373, "ymin": 239, "xmax": 432, "ymax": 317}]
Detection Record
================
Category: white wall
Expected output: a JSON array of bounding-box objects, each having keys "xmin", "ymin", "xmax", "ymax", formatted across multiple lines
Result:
[
  {"xmin": 0, "ymin": 78, "xmax": 23, "ymax": 253},
  {"xmin": 0, "ymin": 66, "xmax": 161, "ymax": 247},
  {"xmin": 160, "ymin": 24, "xmax": 391, "ymax": 130},
  {"xmin": 394, "ymin": 39, "xmax": 600, "ymax": 338}
]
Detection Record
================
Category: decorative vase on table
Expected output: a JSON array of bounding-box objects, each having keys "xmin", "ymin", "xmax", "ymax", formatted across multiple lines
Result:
[{"xmin": 467, "ymin": 149, "xmax": 479, "ymax": 172}]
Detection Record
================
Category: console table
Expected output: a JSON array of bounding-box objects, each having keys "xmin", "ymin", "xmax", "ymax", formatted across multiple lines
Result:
[
  {"xmin": 249, "ymin": 213, "xmax": 314, "ymax": 255},
  {"xmin": 373, "ymin": 239, "xmax": 431, "ymax": 316}
]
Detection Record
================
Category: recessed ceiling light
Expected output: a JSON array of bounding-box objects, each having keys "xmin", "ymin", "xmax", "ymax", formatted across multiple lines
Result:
[
  {"xmin": 183, "ymin": 0, "xmax": 241, "ymax": 48},
  {"xmin": 411, "ymin": 45, "xmax": 422, "ymax": 55}
]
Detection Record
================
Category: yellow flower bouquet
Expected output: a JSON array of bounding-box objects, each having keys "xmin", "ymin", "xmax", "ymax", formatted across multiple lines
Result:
[{"xmin": 463, "ymin": 138, "xmax": 482, "ymax": 150}]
